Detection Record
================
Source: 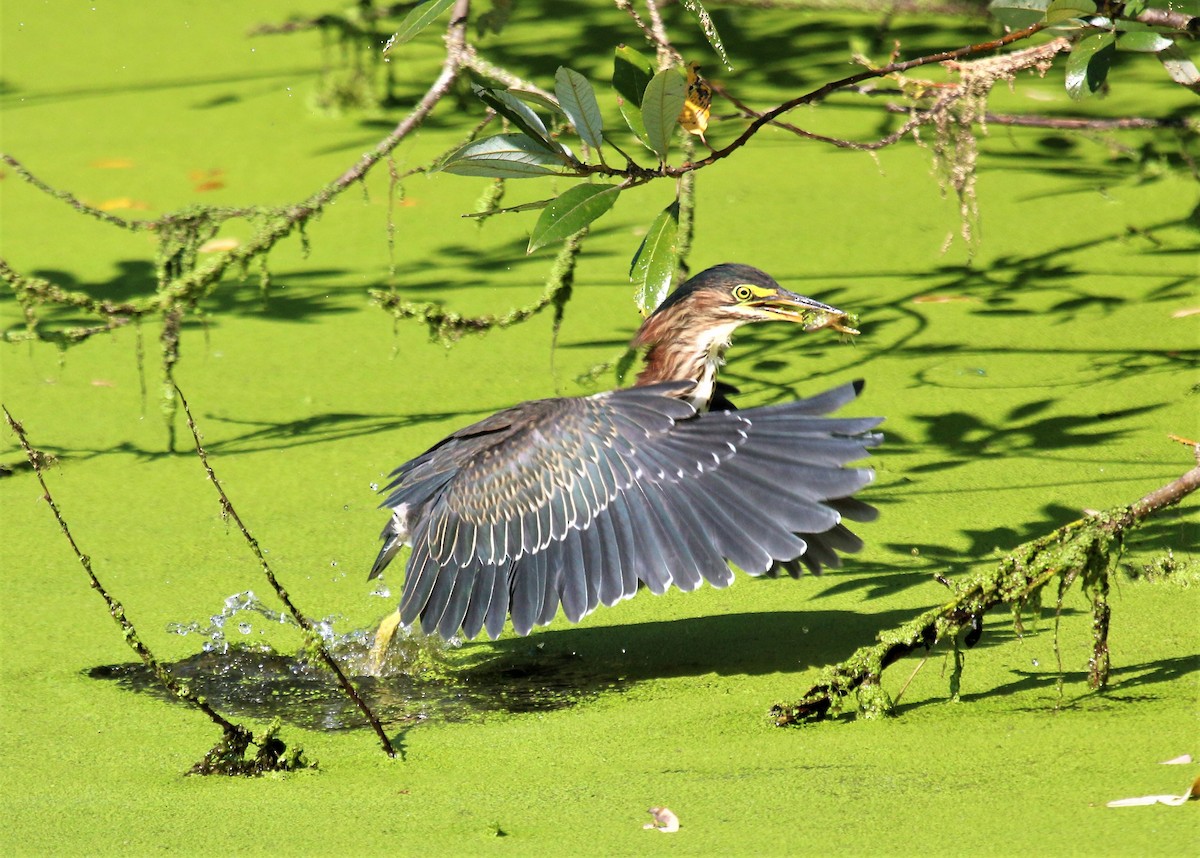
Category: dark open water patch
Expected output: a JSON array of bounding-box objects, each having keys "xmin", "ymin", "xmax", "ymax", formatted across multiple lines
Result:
[{"xmin": 88, "ymin": 644, "xmax": 630, "ymax": 731}]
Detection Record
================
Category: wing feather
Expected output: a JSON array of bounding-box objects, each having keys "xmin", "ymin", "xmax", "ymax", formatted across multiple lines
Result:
[{"xmin": 375, "ymin": 380, "xmax": 881, "ymax": 639}]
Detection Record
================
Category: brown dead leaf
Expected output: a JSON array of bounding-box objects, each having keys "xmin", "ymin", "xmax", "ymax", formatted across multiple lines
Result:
[
  {"xmin": 189, "ymin": 168, "xmax": 226, "ymax": 192},
  {"xmin": 90, "ymin": 380, "xmax": 116, "ymax": 388},
  {"xmin": 1171, "ymin": 308, "xmax": 1200, "ymax": 319}
]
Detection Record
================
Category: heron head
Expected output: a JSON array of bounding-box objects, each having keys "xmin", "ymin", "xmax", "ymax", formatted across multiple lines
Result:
[{"xmin": 638, "ymin": 263, "xmax": 859, "ymax": 345}]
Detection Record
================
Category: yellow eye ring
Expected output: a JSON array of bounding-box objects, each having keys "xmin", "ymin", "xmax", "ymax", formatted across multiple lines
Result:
[{"xmin": 733, "ymin": 284, "xmax": 753, "ymax": 301}]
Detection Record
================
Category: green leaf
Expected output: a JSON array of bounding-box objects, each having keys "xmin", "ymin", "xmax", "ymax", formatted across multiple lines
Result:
[
  {"xmin": 527, "ymin": 184, "xmax": 621, "ymax": 253},
  {"xmin": 614, "ymin": 46, "xmax": 655, "ymax": 145},
  {"xmin": 472, "ymin": 86, "xmax": 559, "ymax": 152},
  {"xmin": 988, "ymin": 0, "xmax": 1050, "ymax": 29},
  {"xmin": 386, "ymin": 0, "xmax": 457, "ymax": 50},
  {"xmin": 680, "ymin": 0, "xmax": 732, "ymax": 70},
  {"xmin": 438, "ymin": 134, "xmax": 567, "ymax": 178},
  {"xmin": 630, "ymin": 202, "xmax": 680, "ymax": 314},
  {"xmin": 641, "ymin": 69, "xmax": 687, "ymax": 160},
  {"xmin": 1157, "ymin": 43, "xmax": 1200, "ymax": 94},
  {"xmin": 1065, "ymin": 32, "xmax": 1116, "ymax": 99},
  {"xmin": 462, "ymin": 197, "xmax": 555, "ymax": 218},
  {"xmin": 1116, "ymin": 31, "xmax": 1174, "ymax": 53},
  {"xmin": 613, "ymin": 45, "xmax": 655, "ymax": 107},
  {"xmin": 507, "ymin": 88, "xmax": 565, "ymax": 116},
  {"xmin": 1045, "ymin": 0, "xmax": 1096, "ymax": 23},
  {"xmin": 554, "ymin": 67, "xmax": 605, "ymax": 152}
]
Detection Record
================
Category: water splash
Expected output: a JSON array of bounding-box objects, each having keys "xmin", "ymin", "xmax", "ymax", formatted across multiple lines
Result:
[{"xmin": 92, "ymin": 592, "xmax": 628, "ymax": 730}]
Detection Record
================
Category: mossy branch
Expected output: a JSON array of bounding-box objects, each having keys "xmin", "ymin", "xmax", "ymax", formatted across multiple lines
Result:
[
  {"xmin": 772, "ymin": 449, "xmax": 1200, "ymax": 726},
  {"xmin": 173, "ymin": 384, "xmax": 398, "ymax": 758},
  {"xmin": 1, "ymin": 405, "xmax": 312, "ymax": 775},
  {"xmin": 369, "ymin": 225, "xmax": 588, "ymax": 346}
]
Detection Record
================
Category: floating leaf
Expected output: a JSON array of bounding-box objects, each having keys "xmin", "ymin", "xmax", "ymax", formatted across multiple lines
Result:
[
  {"xmin": 641, "ymin": 69, "xmax": 688, "ymax": 160},
  {"xmin": 1065, "ymin": 32, "xmax": 1116, "ymax": 99},
  {"xmin": 630, "ymin": 202, "xmax": 679, "ymax": 314},
  {"xmin": 679, "ymin": 0, "xmax": 732, "ymax": 70},
  {"xmin": 1157, "ymin": 44, "xmax": 1200, "ymax": 94},
  {"xmin": 385, "ymin": 0, "xmax": 457, "ymax": 51},
  {"xmin": 438, "ymin": 134, "xmax": 567, "ymax": 178},
  {"xmin": 1045, "ymin": 0, "xmax": 1096, "ymax": 23},
  {"xmin": 555, "ymin": 67, "xmax": 605, "ymax": 152},
  {"xmin": 90, "ymin": 158, "xmax": 135, "ymax": 169},
  {"xmin": 988, "ymin": 0, "xmax": 1050, "ymax": 29},
  {"xmin": 527, "ymin": 184, "xmax": 620, "ymax": 253}
]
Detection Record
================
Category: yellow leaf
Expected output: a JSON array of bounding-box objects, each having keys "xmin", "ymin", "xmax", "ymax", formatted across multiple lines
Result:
[
  {"xmin": 679, "ymin": 62, "xmax": 712, "ymax": 140},
  {"xmin": 96, "ymin": 197, "xmax": 150, "ymax": 212},
  {"xmin": 90, "ymin": 158, "xmax": 135, "ymax": 169}
]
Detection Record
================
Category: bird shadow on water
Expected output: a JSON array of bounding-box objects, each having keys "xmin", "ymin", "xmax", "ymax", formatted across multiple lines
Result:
[{"xmin": 87, "ymin": 606, "xmax": 918, "ymax": 732}]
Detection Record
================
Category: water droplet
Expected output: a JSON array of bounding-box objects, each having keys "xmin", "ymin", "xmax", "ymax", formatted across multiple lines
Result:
[
  {"xmin": 238, "ymin": 622, "xmax": 252, "ymax": 635},
  {"xmin": 369, "ymin": 482, "xmax": 379, "ymax": 491},
  {"xmin": 331, "ymin": 560, "xmax": 338, "ymax": 568},
  {"xmin": 1032, "ymin": 659, "xmax": 1039, "ymax": 667}
]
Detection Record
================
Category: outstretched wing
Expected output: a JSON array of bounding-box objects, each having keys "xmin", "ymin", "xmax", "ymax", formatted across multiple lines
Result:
[{"xmin": 373, "ymin": 380, "xmax": 881, "ymax": 639}]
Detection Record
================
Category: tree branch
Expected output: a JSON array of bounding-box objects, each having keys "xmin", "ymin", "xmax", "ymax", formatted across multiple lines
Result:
[{"xmin": 771, "ymin": 450, "xmax": 1200, "ymax": 726}]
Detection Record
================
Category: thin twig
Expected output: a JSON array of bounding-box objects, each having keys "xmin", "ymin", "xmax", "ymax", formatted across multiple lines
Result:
[
  {"xmin": 174, "ymin": 384, "xmax": 398, "ymax": 758},
  {"xmin": 2, "ymin": 405, "xmax": 246, "ymax": 738}
]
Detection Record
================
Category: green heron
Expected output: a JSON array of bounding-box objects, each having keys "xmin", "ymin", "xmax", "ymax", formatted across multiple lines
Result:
[{"xmin": 369, "ymin": 263, "xmax": 882, "ymax": 641}]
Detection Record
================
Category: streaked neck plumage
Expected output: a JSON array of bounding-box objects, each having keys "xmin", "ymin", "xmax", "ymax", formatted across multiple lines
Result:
[{"xmin": 633, "ymin": 311, "xmax": 741, "ymax": 413}]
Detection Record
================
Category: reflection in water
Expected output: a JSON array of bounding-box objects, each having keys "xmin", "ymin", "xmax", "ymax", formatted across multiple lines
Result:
[{"xmin": 88, "ymin": 591, "xmax": 628, "ymax": 730}]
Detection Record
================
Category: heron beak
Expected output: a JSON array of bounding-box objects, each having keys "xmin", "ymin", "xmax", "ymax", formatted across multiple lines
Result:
[{"xmin": 753, "ymin": 289, "xmax": 860, "ymax": 335}]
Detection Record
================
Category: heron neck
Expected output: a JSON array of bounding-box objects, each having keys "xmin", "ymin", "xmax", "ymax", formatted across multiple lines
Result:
[{"xmin": 634, "ymin": 320, "xmax": 740, "ymax": 412}]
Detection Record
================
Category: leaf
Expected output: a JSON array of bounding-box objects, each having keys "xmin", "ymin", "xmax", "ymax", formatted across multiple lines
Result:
[
  {"xmin": 1065, "ymin": 32, "xmax": 1116, "ymax": 99},
  {"xmin": 1157, "ymin": 44, "xmax": 1200, "ymax": 94},
  {"xmin": 1116, "ymin": 31, "xmax": 1174, "ymax": 53},
  {"xmin": 641, "ymin": 69, "xmax": 688, "ymax": 160},
  {"xmin": 462, "ymin": 197, "xmax": 555, "ymax": 218},
  {"xmin": 679, "ymin": 0, "xmax": 732, "ymax": 70},
  {"xmin": 385, "ymin": 0, "xmax": 457, "ymax": 51},
  {"xmin": 1045, "ymin": 0, "xmax": 1096, "ymax": 23},
  {"xmin": 630, "ymin": 202, "xmax": 680, "ymax": 314},
  {"xmin": 527, "ymin": 184, "xmax": 621, "ymax": 253},
  {"xmin": 988, "ymin": 0, "xmax": 1050, "ymax": 29},
  {"xmin": 438, "ymin": 134, "xmax": 567, "ymax": 178},
  {"xmin": 472, "ymin": 85, "xmax": 558, "ymax": 151},
  {"xmin": 507, "ymin": 88, "xmax": 565, "ymax": 116},
  {"xmin": 554, "ymin": 67, "xmax": 605, "ymax": 152},
  {"xmin": 613, "ymin": 46, "xmax": 655, "ymax": 145}
]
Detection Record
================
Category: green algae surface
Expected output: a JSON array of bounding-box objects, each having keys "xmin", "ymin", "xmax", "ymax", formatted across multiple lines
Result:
[{"xmin": 2, "ymin": 2, "xmax": 1198, "ymax": 854}]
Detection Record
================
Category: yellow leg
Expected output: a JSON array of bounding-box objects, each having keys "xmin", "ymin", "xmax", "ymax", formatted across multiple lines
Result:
[{"xmin": 367, "ymin": 609, "xmax": 405, "ymax": 675}]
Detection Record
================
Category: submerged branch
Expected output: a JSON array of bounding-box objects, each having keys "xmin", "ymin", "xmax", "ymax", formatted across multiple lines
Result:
[{"xmin": 772, "ymin": 452, "xmax": 1200, "ymax": 726}]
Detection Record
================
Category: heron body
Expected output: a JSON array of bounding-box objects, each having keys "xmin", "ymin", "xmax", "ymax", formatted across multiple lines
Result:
[{"xmin": 370, "ymin": 264, "xmax": 882, "ymax": 640}]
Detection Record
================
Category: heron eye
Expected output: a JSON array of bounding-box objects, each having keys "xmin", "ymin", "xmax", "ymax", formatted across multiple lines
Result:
[{"xmin": 733, "ymin": 285, "xmax": 753, "ymax": 301}]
